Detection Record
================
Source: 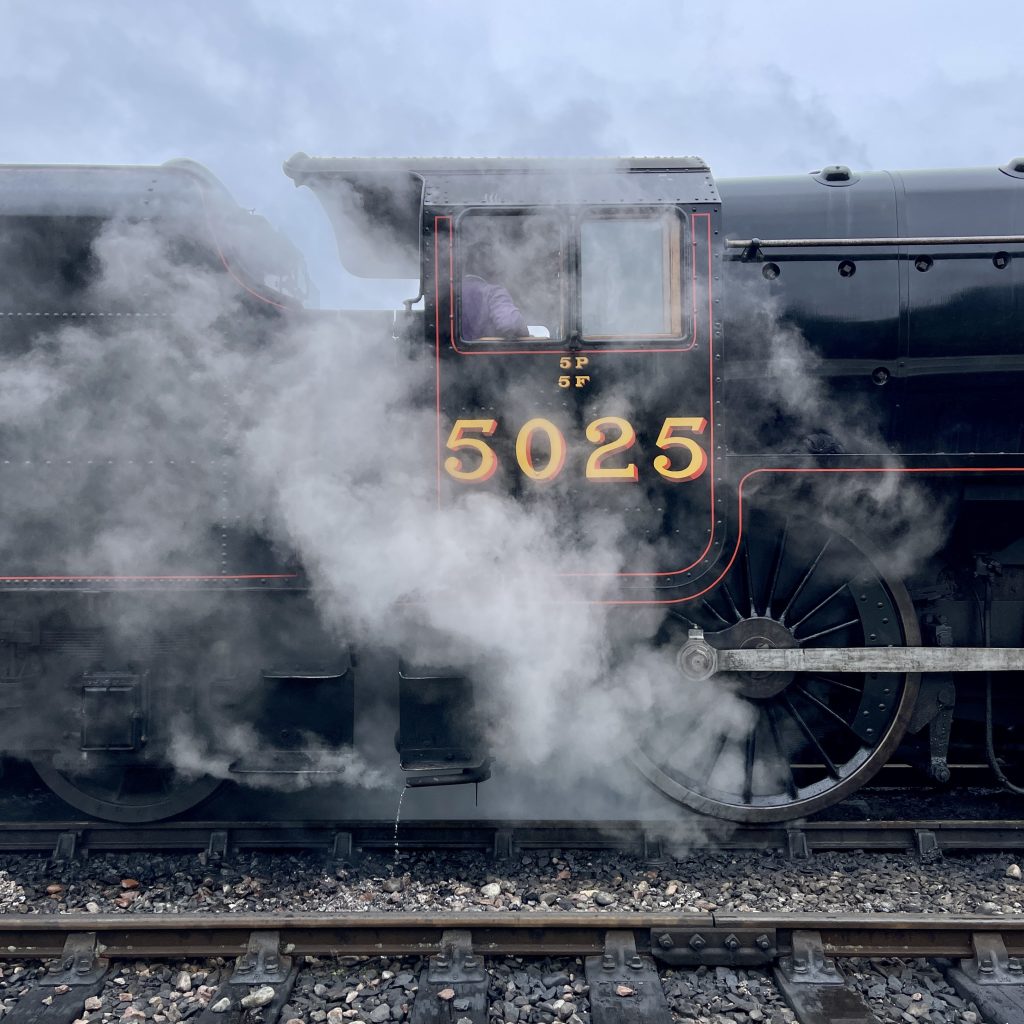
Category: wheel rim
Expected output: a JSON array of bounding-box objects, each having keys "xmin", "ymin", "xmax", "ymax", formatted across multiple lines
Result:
[
  {"xmin": 32, "ymin": 757, "xmax": 221, "ymax": 823},
  {"xmin": 632, "ymin": 509, "xmax": 920, "ymax": 822}
]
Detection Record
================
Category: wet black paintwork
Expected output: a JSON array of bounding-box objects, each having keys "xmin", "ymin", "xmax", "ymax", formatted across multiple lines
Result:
[
  {"xmin": 5, "ymin": 157, "xmax": 1024, "ymax": 822},
  {"xmin": 423, "ymin": 182, "xmax": 723, "ymax": 590},
  {"xmin": 400, "ymin": 161, "xmax": 1024, "ymax": 595},
  {"xmin": 718, "ymin": 166, "xmax": 1024, "ymax": 454}
]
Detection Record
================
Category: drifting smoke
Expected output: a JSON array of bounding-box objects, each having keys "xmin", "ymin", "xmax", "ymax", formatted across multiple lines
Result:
[
  {"xmin": 240, "ymin": 305, "xmax": 670, "ymax": 778},
  {"xmin": 724, "ymin": 290, "xmax": 952, "ymax": 579},
  {"xmin": 0, "ymin": 177, "xmax": 951, "ymax": 837},
  {"xmin": 0, "ymin": 204, "xmax": 694, "ymax": 817}
]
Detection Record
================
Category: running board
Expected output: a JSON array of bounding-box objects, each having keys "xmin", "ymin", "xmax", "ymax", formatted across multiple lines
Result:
[{"xmin": 679, "ymin": 630, "xmax": 1024, "ymax": 680}]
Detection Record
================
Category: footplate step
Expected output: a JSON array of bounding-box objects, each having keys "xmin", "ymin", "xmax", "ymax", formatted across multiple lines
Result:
[
  {"xmin": 585, "ymin": 930, "xmax": 671, "ymax": 1024},
  {"xmin": 410, "ymin": 929, "xmax": 487, "ymax": 1024}
]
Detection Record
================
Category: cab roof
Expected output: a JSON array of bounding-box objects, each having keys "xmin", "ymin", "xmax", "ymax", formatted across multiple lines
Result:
[
  {"xmin": 284, "ymin": 154, "xmax": 718, "ymax": 279},
  {"xmin": 284, "ymin": 155, "xmax": 709, "ymax": 173}
]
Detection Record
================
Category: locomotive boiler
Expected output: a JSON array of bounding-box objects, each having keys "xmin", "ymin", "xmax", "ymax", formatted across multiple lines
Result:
[{"xmin": 1, "ymin": 153, "xmax": 1023, "ymax": 824}]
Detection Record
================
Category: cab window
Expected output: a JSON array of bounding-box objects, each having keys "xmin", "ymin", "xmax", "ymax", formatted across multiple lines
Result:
[
  {"xmin": 581, "ymin": 211, "xmax": 684, "ymax": 340},
  {"xmin": 458, "ymin": 211, "xmax": 564, "ymax": 343}
]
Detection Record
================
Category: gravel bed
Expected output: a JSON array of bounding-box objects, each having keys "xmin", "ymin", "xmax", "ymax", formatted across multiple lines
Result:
[
  {"xmin": 660, "ymin": 966, "xmax": 793, "ymax": 1022},
  {"xmin": 0, "ymin": 955, "xmax": 994, "ymax": 1023},
  {"xmin": 2, "ymin": 848, "xmax": 1024, "ymax": 917},
  {"xmin": 0, "ymin": 845, "xmax": 1017, "ymax": 1022},
  {"xmin": 84, "ymin": 960, "xmax": 221, "ymax": 1022},
  {"xmin": 842, "ymin": 958, "xmax": 982, "ymax": 1024},
  {"xmin": 0, "ymin": 955, "xmax": 807, "ymax": 1024},
  {"xmin": 0, "ymin": 961, "xmax": 49, "ymax": 1018}
]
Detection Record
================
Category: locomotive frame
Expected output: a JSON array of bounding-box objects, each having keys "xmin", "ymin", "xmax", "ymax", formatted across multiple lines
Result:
[{"xmin": 0, "ymin": 154, "xmax": 1022, "ymax": 824}]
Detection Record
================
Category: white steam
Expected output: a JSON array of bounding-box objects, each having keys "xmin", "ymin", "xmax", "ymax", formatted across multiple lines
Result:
[{"xmin": 0, "ymin": 203, "xmax": 950, "ymax": 836}]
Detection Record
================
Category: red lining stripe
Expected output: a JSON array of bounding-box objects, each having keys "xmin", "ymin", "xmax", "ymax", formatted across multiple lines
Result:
[
  {"xmin": 554, "ymin": 211, "xmax": 717, "ymax": 577},
  {"xmin": 0, "ymin": 573, "xmax": 299, "ymax": 582},
  {"xmin": 434, "ymin": 213, "xmax": 718, "ymax": 566},
  {"xmin": 195, "ymin": 185, "xmax": 292, "ymax": 312},
  {"xmin": 448, "ymin": 204, "xmax": 704, "ymax": 356},
  {"xmin": 601, "ymin": 464, "xmax": 1024, "ymax": 605}
]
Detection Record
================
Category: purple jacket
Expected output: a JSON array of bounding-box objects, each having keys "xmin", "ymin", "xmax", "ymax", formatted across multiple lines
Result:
[{"xmin": 461, "ymin": 275, "xmax": 530, "ymax": 340}]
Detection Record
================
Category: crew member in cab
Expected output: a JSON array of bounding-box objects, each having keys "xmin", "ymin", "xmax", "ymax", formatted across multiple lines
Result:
[
  {"xmin": 460, "ymin": 233, "xmax": 535, "ymax": 341},
  {"xmin": 461, "ymin": 273, "xmax": 530, "ymax": 340}
]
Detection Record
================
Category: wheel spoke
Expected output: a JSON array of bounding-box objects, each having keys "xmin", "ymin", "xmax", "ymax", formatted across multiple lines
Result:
[
  {"xmin": 668, "ymin": 608, "xmax": 698, "ymax": 628},
  {"xmin": 698, "ymin": 731, "xmax": 729, "ymax": 784},
  {"xmin": 808, "ymin": 674, "xmax": 863, "ymax": 696},
  {"xmin": 794, "ymin": 683, "xmax": 862, "ymax": 739},
  {"xmin": 721, "ymin": 583, "xmax": 743, "ymax": 623},
  {"xmin": 743, "ymin": 541, "xmax": 757, "ymax": 618},
  {"xmin": 797, "ymin": 618, "xmax": 859, "ymax": 645},
  {"xmin": 781, "ymin": 693, "xmax": 839, "ymax": 779},
  {"xmin": 647, "ymin": 701, "xmax": 714, "ymax": 766},
  {"xmin": 788, "ymin": 580, "xmax": 850, "ymax": 632},
  {"xmin": 743, "ymin": 724, "xmax": 756, "ymax": 804},
  {"xmin": 766, "ymin": 703, "xmax": 798, "ymax": 798},
  {"xmin": 764, "ymin": 521, "xmax": 789, "ymax": 617},
  {"xmin": 779, "ymin": 536, "xmax": 832, "ymax": 625},
  {"xmin": 699, "ymin": 599, "xmax": 731, "ymax": 626}
]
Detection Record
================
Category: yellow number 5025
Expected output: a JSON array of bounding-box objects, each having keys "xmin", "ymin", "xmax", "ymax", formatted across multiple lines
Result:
[{"xmin": 442, "ymin": 415, "xmax": 708, "ymax": 484}]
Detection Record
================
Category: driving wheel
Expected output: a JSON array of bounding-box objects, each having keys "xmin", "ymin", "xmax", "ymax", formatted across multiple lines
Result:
[
  {"xmin": 632, "ymin": 508, "xmax": 920, "ymax": 822},
  {"xmin": 32, "ymin": 756, "xmax": 221, "ymax": 823}
]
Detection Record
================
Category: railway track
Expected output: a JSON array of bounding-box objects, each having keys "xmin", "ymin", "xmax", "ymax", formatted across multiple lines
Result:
[
  {"xmin": 1, "ymin": 911, "xmax": 1022, "ymax": 1023},
  {"xmin": 3, "ymin": 817, "xmax": 1024, "ymax": 861}
]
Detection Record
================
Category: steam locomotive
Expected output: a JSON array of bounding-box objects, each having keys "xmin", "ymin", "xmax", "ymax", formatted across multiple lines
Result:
[{"xmin": 1, "ymin": 153, "xmax": 1022, "ymax": 824}]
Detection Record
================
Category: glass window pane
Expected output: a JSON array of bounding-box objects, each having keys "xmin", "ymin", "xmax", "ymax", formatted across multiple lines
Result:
[
  {"xmin": 459, "ymin": 213, "xmax": 563, "ymax": 342},
  {"xmin": 581, "ymin": 216, "xmax": 678, "ymax": 338}
]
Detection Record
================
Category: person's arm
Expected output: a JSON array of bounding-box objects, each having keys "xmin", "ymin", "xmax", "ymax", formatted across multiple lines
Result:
[{"xmin": 485, "ymin": 284, "xmax": 530, "ymax": 339}]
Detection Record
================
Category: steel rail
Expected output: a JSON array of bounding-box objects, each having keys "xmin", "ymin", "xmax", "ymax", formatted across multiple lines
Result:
[
  {"xmin": 2, "ymin": 816, "xmax": 1024, "ymax": 857},
  {"xmin": 0, "ymin": 912, "xmax": 1022, "ymax": 960}
]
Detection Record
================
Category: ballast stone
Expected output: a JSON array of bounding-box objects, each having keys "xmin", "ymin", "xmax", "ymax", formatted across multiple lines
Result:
[{"xmin": 240, "ymin": 985, "xmax": 276, "ymax": 1009}]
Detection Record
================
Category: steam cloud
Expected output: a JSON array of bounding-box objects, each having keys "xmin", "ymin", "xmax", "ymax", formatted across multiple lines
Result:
[{"xmin": 0, "ymin": 193, "xmax": 950, "ymax": 837}]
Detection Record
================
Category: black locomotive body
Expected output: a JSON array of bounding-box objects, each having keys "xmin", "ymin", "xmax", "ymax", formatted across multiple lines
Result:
[
  {"xmin": 1, "ymin": 154, "xmax": 1023, "ymax": 823},
  {"xmin": 0, "ymin": 161, "xmax": 358, "ymax": 820}
]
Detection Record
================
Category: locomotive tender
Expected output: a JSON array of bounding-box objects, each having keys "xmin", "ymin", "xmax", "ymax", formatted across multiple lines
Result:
[{"xmin": 1, "ymin": 154, "xmax": 1023, "ymax": 824}]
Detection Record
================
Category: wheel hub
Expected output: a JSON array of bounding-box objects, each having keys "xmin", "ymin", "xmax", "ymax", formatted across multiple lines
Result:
[
  {"xmin": 676, "ymin": 617, "xmax": 799, "ymax": 698},
  {"xmin": 726, "ymin": 617, "xmax": 799, "ymax": 699}
]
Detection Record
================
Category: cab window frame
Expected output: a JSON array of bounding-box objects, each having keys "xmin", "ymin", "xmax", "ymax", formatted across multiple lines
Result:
[
  {"xmin": 454, "ymin": 207, "xmax": 568, "ymax": 346},
  {"xmin": 577, "ymin": 206, "xmax": 689, "ymax": 344}
]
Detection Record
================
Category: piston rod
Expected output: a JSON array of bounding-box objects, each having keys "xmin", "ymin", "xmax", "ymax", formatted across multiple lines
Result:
[
  {"xmin": 717, "ymin": 646, "xmax": 1024, "ymax": 674},
  {"xmin": 677, "ymin": 631, "xmax": 1024, "ymax": 680}
]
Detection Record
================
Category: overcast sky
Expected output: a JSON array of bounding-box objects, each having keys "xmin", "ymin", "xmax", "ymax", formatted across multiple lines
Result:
[{"xmin": 2, "ymin": 0, "xmax": 1021, "ymax": 306}]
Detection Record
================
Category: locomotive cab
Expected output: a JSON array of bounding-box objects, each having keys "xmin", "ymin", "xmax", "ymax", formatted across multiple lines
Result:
[
  {"xmin": 286, "ymin": 155, "xmax": 731, "ymax": 793},
  {"xmin": 286, "ymin": 155, "xmax": 727, "ymax": 591}
]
